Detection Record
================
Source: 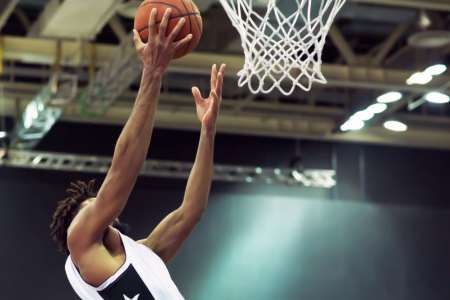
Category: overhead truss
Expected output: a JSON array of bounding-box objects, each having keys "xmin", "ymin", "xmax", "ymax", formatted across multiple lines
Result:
[{"xmin": 0, "ymin": 150, "xmax": 337, "ymax": 189}]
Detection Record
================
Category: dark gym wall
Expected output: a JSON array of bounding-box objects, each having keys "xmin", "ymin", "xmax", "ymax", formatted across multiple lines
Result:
[{"xmin": 1, "ymin": 124, "xmax": 450, "ymax": 299}]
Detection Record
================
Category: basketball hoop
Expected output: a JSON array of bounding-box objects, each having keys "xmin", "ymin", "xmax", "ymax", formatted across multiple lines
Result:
[{"xmin": 219, "ymin": 0, "xmax": 347, "ymax": 95}]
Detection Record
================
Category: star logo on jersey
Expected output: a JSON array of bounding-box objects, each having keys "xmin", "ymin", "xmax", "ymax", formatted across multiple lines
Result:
[{"xmin": 123, "ymin": 294, "xmax": 140, "ymax": 300}]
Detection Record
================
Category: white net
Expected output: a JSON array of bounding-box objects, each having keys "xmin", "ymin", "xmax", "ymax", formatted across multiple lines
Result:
[{"xmin": 219, "ymin": 0, "xmax": 347, "ymax": 95}]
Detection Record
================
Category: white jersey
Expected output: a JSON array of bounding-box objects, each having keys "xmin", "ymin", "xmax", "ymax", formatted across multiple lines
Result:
[{"xmin": 65, "ymin": 232, "xmax": 184, "ymax": 300}]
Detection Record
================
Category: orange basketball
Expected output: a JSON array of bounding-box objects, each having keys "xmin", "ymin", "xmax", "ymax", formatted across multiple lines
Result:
[{"xmin": 134, "ymin": 0, "xmax": 203, "ymax": 59}]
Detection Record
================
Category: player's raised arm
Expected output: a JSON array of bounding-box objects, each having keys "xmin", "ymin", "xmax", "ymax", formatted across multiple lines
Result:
[
  {"xmin": 67, "ymin": 9, "xmax": 193, "ymax": 257},
  {"xmin": 140, "ymin": 64, "xmax": 226, "ymax": 263}
]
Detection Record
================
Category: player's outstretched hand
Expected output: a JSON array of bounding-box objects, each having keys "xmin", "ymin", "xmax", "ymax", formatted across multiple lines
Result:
[
  {"xmin": 192, "ymin": 64, "xmax": 226, "ymax": 134},
  {"xmin": 133, "ymin": 8, "xmax": 192, "ymax": 75}
]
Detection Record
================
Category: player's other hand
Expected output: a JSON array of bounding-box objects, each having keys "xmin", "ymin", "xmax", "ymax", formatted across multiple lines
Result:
[
  {"xmin": 192, "ymin": 64, "xmax": 226, "ymax": 135},
  {"xmin": 133, "ymin": 8, "xmax": 193, "ymax": 75}
]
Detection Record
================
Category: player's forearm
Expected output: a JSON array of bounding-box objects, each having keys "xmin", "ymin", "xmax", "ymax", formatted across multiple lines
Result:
[
  {"xmin": 112, "ymin": 68, "xmax": 162, "ymax": 171},
  {"xmin": 95, "ymin": 69, "xmax": 161, "ymax": 216},
  {"xmin": 180, "ymin": 127, "xmax": 215, "ymax": 218}
]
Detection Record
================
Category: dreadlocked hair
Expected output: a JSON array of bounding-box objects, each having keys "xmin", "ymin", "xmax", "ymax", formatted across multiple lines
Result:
[{"xmin": 50, "ymin": 179, "xmax": 97, "ymax": 255}]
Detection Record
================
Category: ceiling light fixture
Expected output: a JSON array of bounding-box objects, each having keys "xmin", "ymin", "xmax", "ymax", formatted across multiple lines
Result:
[
  {"xmin": 424, "ymin": 64, "xmax": 447, "ymax": 76},
  {"xmin": 384, "ymin": 120, "xmax": 408, "ymax": 132},
  {"xmin": 367, "ymin": 103, "xmax": 388, "ymax": 114},
  {"xmin": 406, "ymin": 72, "xmax": 433, "ymax": 85},
  {"xmin": 424, "ymin": 92, "xmax": 450, "ymax": 104},
  {"xmin": 377, "ymin": 91, "xmax": 403, "ymax": 103},
  {"xmin": 352, "ymin": 110, "xmax": 374, "ymax": 121},
  {"xmin": 340, "ymin": 119, "xmax": 365, "ymax": 132}
]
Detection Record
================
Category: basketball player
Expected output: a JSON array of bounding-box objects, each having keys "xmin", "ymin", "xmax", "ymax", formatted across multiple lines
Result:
[{"xmin": 50, "ymin": 8, "xmax": 226, "ymax": 299}]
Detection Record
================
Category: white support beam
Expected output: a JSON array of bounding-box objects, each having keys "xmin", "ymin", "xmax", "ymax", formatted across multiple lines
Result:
[
  {"xmin": 351, "ymin": 0, "xmax": 450, "ymax": 11},
  {"xmin": 1, "ymin": 92, "xmax": 450, "ymax": 150},
  {"xmin": 27, "ymin": 0, "xmax": 60, "ymax": 37},
  {"xmin": 2, "ymin": 36, "xmax": 449, "ymax": 93},
  {"xmin": 29, "ymin": 0, "xmax": 121, "ymax": 39},
  {"xmin": 0, "ymin": 81, "xmax": 345, "ymax": 118},
  {"xmin": 2, "ymin": 36, "xmax": 116, "ymax": 66},
  {"xmin": 0, "ymin": 0, "xmax": 19, "ymax": 32}
]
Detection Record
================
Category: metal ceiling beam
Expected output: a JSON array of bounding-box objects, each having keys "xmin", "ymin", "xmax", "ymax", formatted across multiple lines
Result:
[
  {"xmin": 12, "ymin": 7, "xmax": 31, "ymax": 32},
  {"xmin": 8, "ymin": 74, "xmax": 78, "ymax": 149},
  {"xmin": 108, "ymin": 15, "xmax": 128, "ymax": 43},
  {"xmin": 329, "ymin": 25, "xmax": 358, "ymax": 65},
  {"xmin": 0, "ymin": 80, "xmax": 345, "ymax": 119},
  {"xmin": 0, "ymin": 0, "xmax": 19, "ymax": 32},
  {"xmin": 351, "ymin": 0, "xmax": 450, "ymax": 11},
  {"xmin": 2, "ymin": 36, "xmax": 448, "ymax": 93},
  {"xmin": 1, "ymin": 92, "xmax": 450, "ymax": 150},
  {"xmin": 27, "ymin": 0, "xmax": 60, "ymax": 37},
  {"xmin": 371, "ymin": 23, "xmax": 410, "ymax": 66},
  {"xmin": 2, "ymin": 36, "xmax": 116, "ymax": 66},
  {"xmin": 82, "ymin": 33, "xmax": 141, "ymax": 113}
]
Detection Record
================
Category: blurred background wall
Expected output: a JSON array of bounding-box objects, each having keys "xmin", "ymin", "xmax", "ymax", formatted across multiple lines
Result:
[{"xmin": 1, "ymin": 123, "xmax": 449, "ymax": 300}]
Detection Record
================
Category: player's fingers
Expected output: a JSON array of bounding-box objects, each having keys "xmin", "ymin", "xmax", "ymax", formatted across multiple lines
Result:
[
  {"xmin": 159, "ymin": 8, "xmax": 172, "ymax": 40},
  {"xmin": 219, "ymin": 64, "xmax": 226, "ymax": 77},
  {"xmin": 167, "ymin": 17, "xmax": 186, "ymax": 42},
  {"xmin": 174, "ymin": 34, "xmax": 193, "ymax": 50},
  {"xmin": 215, "ymin": 71, "xmax": 224, "ymax": 99},
  {"xmin": 210, "ymin": 64, "xmax": 217, "ymax": 92},
  {"xmin": 192, "ymin": 87, "xmax": 203, "ymax": 105},
  {"xmin": 132, "ymin": 29, "xmax": 144, "ymax": 48},
  {"xmin": 216, "ymin": 64, "xmax": 226, "ymax": 92},
  {"xmin": 210, "ymin": 91, "xmax": 220, "ymax": 115},
  {"xmin": 148, "ymin": 8, "xmax": 158, "ymax": 39}
]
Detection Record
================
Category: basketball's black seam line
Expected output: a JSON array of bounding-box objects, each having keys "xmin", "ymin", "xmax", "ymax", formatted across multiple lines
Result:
[
  {"xmin": 136, "ymin": 13, "xmax": 200, "ymax": 34},
  {"xmin": 179, "ymin": 0, "xmax": 192, "ymax": 55},
  {"xmin": 187, "ymin": 1, "xmax": 200, "ymax": 33},
  {"xmin": 139, "ymin": 1, "xmax": 182, "ymax": 14},
  {"xmin": 188, "ymin": 1, "xmax": 202, "ymax": 36}
]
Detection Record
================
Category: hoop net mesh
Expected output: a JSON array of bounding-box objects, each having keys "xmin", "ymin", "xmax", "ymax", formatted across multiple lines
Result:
[{"xmin": 219, "ymin": 0, "xmax": 346, "ymax": 95}]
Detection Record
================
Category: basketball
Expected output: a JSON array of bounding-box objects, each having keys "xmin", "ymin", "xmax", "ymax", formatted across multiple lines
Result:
[{"xmin": 134, "ymin": 0, "xmax": 203, "ymax": 59}]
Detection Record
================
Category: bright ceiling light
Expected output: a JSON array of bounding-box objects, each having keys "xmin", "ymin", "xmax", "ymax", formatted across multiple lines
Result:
[
  {"xmin": 424, "ymin": 92, "xmax": 450, "ymax": 104},
  {"xmin": 384, "ymin": 120, "xmax": 408, "ymax": 132},
  {"xmin": 406, "ymin": 72, "xmax": 433, "ymax": 85},
  {"xmin": 418, "ymin": 10, "xmax": 432, "ymax": 29},
  {"xmin": 424, "ymin": 64, "xmax": 447, "ymax": 76},
  {"xmin": 352, "ymin": 110, "xmax": 374, "ymax": 121},
  {"xmin": 0, "ymin": 131, "xmax": 7, "ymax": 139},
  {"xmin": 377, "ymin": 91, "xmax": 403, "ymax": 103},
  {"xmin": 340, "ymin": 119, "xmax": 365, "ymax": 132},
  {"xmin": 367, "ymin": 103, "xmax": 388, "ymax": 114}
]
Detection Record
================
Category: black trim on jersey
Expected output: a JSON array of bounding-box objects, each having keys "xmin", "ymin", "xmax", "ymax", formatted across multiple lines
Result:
[{"xmin": 98, "ymin": 264, "xmax": 155, "ymax": 300}]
